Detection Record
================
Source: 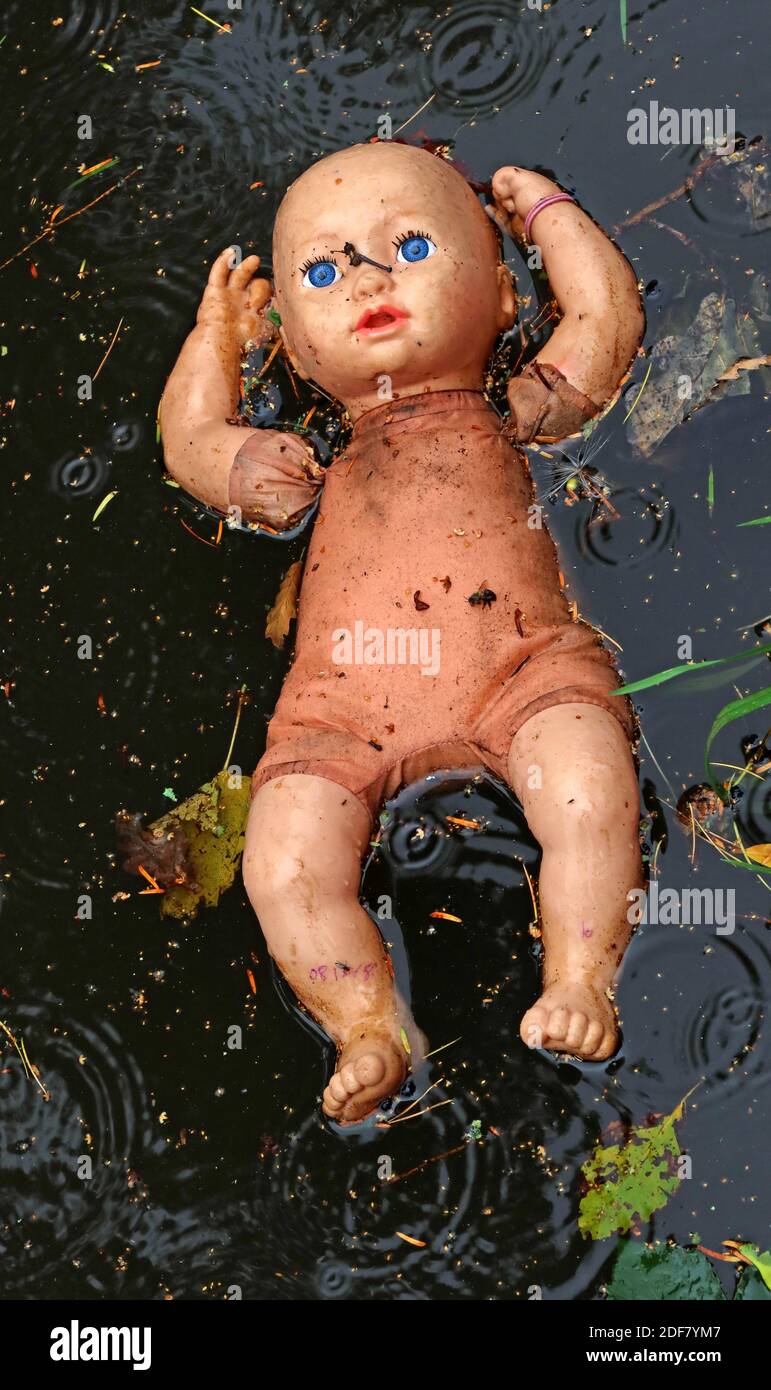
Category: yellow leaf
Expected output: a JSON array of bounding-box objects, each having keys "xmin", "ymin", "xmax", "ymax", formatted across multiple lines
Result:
[
  {"xmin": 746, "ymin": 843, "xmax": 771, "ymax": 867},
  {"xmin": 265, "ymin": 560, "xmax": 303, "ymax": 649}
]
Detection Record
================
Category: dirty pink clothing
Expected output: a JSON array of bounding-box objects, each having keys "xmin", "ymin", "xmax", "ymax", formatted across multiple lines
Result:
[{"xmin": 252, "ymin": 389, "xmax": 634, "ymax": 819}]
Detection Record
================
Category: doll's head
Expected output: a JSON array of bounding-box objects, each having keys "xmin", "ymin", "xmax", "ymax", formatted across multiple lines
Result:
[{"xmin": 272, "ymin": 141, "xmax": 517, "ymax": 419}]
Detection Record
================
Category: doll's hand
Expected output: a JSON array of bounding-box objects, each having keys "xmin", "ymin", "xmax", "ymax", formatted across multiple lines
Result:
[
  {"xmin": 196, "ymin": 247, "xmax": 276, "ymax": 348},
  {"xmin": 487, "ymin": 167, "xmax": 562, "ymax": 241}
]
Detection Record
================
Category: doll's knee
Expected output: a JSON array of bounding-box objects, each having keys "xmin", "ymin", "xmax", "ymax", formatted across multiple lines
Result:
[
  {"xmin": 525, "ymin": 763, "xmax": 637, "ymax": 848},
  {"xmin": 241, "ymin": 825, "xmax": 307, "ymax": 916}
]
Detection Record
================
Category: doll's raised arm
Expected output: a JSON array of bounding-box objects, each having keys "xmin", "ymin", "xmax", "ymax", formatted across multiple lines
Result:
[
  {"xmin": 488, "ymin": 168, "xmax": 644, "ymax": 445},
  {"xmin": 160, "ymin": 249, "xmax": 323, "ymax": 530}
]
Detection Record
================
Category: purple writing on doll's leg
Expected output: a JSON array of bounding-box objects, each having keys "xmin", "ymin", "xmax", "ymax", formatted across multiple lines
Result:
[{"xmin": 309, "ymin": 961, "xmax": 377, "ymax": 982}]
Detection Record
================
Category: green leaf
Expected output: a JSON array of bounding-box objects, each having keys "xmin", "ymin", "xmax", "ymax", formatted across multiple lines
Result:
[
  {"xmin": 735, "ymin": 1243, "xmax": 771, "ymax": 1291},
  {"xmin": 152, "ymin": 768, "xmax": 251, "ymax": 919},
  {"xmin": 619, "ymin": 0, "xmax": 628, "ymax": 44},
  {"xmin": 606, "ymin": 1242, "xmax": 726, "ymax": 1300},
  {"xmin": 735, "ymin": 1267, "xmax": 771, "ymax": 1300},
  {"xmin": 705, "ymin": 684, "xmax": 771, "ymax": 796},
  {"xmin": 266, "ymin": 307, "xmax": 282, "ymax": 327},
  {"xmin": 737, "ymin": 515, "xmax": 771, "ymax": 527},
  {"xmin": 612, "ymin": 642, "xmax": 771, "ymax": 696},
  {"xmin": 578, "ymin": 1093, "xmax": 693, "ymax": 1239}
]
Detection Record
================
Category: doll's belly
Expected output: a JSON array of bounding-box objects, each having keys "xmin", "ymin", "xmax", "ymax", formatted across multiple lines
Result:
[{"xmin": 291, "ymin": 467, "xmax": 572, "ymax": 715}]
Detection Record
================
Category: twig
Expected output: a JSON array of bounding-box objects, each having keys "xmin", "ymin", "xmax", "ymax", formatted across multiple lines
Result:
[
  {"xmin": 222, "ymin": 683, "xmax": 247, "ymax": 771},
  {"xmin": 0, "ymin": 1020, "xmax": 50, "ymax": 1100},
  {"xmin": 92, "ymin": 316, "xmax": 124, "ymax": 382},
  {"xmin": 390, "ymin": 1077, "xmax": 445, "ymax": 1121},
  {"xmin": 613, "ymin": 148, "xmax": 725, "ymax": 232},
  {"xmin": 388, "ymin": 1141, "xmax": 467, "ymax": 1184},
  {"xmin": 522, "ymin": 861, "xmax": 539, "ymax": 924},
  {"xmin": 384, "ymin": 1098, "xmax": 454, "ymax": 1125},
  {"xmin": 0, "ymin": 167, "xmax": 142, "ymax": 271},
  {"xmin": 392, "ymin": 93, "xmax": 436, "ymax": 137},
  {"xmin": 423, "ymin": 1035, "xmax": 461, "ymax": 1060}
]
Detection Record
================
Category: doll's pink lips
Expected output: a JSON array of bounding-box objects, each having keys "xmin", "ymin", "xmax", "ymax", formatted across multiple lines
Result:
[{"xmin": 354, "ymin": 305, "xmax": 409, "ymax": 334}]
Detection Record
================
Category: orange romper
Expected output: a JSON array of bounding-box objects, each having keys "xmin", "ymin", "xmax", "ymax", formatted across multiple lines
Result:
[{"xmin": 251, "ymin": 389, "xmax": 634, "ymax": 820}]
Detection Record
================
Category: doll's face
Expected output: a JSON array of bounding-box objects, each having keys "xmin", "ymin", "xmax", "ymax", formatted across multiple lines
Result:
[{"xmin": 272, "ymin": 142, "xmax": 516, "ymax": 416}]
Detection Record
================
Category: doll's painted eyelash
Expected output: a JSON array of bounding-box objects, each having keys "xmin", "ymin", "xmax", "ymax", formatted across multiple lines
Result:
[
  {"xmin": 392, "ymin": 228, "xmax": 432, "ymax": 250},
  {"xmin": 299, "ymin": 253, "xmax": 339, "ymax": 273}
]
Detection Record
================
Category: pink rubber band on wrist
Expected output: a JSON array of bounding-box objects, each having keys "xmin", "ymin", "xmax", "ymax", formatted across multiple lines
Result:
[{"xmin": 523, "ymin": 192, "xmax": 575, "ymax": 243}]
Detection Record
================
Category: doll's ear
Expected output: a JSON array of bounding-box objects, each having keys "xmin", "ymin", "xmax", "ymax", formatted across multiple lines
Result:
[{"xmin": 496, "ymin": 263, "xmax": 518, "ymax": 331}]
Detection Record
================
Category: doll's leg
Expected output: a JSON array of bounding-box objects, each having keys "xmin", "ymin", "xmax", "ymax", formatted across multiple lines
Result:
[
  {"xmin": 506, "ymin": 703, "xmax": 642, "ymax": 1060},
  {"xmin": 242, "ymin": 773, "xmax": 417, "ymax": 1123}
]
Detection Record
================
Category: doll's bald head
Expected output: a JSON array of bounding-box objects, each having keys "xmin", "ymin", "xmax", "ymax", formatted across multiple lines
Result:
[{"xmin": 272, "ymin": 140, "xmax": 517, "ymax": 418}]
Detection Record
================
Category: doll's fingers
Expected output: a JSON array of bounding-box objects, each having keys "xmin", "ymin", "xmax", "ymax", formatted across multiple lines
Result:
[
  {"xmin": 229, "ymin": 254, "xmax": 262, "ymax": 290},
  {"xmin": 491, "ymin": 166, "xmax": 523, "ymax": 203},
  {"xmin": 246, "ymin": 276, "xmax": 273, "ymax": 312},
  {"xmin": 207, "ymin": 247, "xmax": 236, "ymax": 287}
]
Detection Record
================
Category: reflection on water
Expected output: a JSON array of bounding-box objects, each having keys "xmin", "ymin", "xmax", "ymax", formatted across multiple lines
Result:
[{"xmin": 1, "ymin": 0, "xmax": 769, "ymax": 1299}]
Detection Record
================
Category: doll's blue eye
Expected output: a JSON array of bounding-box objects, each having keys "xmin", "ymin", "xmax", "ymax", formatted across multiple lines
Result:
[
  {"xmin": 395, "ymin": 234, "xmax": 436, "ymax": 264},
  {"xmin": 302, "ymin": 259, "xmax": 341, "ymax": 288}
]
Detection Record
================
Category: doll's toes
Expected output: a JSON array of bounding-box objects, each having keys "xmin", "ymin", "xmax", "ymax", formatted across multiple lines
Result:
[
  {"xmin": 322, "ymin": 1037, "xmax": 406, "ymax": 1126},
  {"xmin": 564, "ymin": 1011, "xmax": 589, "ymax": 1052},
  {"xmin": 581, "ymin": 1019, "xmax": 606, "ymax": 1056},
  {"xmin": 545, "ymin": 1006, "xmax": 570, "ymax": 1042},
  {"xmin": 519, "ymin": 1003, "xmax": 550, "ymax": 1050},
  {"xmin": 588, "ymin": 1027, "xmax": 618, "ymax": 1062}
]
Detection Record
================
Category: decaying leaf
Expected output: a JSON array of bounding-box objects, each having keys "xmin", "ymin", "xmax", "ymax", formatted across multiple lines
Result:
[
  {"xmin": 155, "ymin": 769, "xmax": 251, "ymax": 918},
  {"xmin": 732, "ymin": 154, "xmax": 771, "ymax": 230},
  {"xmin": 716, "ymin": 353, "xmax": 771, "ymax": 381},
  {"xmin": 626, "ymin": 287, "xmax": 770, "ymax": 458},
  {"xmin": 117, "ymin": 770, "xmax": 251, "ymax": 919},
  {"xmin": 265, "ymin": 560, "xmax": 303, "ymax": 649},
  {"xmin": 578, "ymin": 1091, "xmax": 695, "ymax": 1239},
  {"xmin": 116, "ymin": 811, "xmax": 194, "ymax": 888}
]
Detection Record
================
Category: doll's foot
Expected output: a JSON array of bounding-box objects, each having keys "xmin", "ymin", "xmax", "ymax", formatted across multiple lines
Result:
[
  {"xmin": 519, "ymin": 980, "xmax": 618, "ymax": 1061},
  {"xmin": 322, "ymin": 1015, "xmax": 426, "ymax": 1126}
]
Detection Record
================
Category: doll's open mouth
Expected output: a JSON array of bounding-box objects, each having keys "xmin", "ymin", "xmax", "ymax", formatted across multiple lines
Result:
[{"xmin": 355, "ymin": 305, "xmax": 409, "ymax": 334}]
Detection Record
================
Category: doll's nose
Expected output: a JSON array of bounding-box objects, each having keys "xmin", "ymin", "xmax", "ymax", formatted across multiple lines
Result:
[{"xmin": 352, "ymin": 263, "xmax": 393, "ymax": 296}]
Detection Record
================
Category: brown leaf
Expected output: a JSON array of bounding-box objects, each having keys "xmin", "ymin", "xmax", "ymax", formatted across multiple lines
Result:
[
  {"xmin": 115, "ymin": 810, "xmax": 195, "ymax": 888},
  {"xmin": 413, "ymin": 590, "xmax": 429, "ymax": 611},
  {"xmin": 265, "ymin": 560, "xmax": 303, "ymax": 648},
  {"xmin": 716, "ymin": 353, "xmax": 771, "ymax": 382}
]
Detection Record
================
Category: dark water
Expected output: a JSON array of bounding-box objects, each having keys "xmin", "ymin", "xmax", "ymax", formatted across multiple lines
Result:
[{"xmin": 1, "ymin": 0, "xmax": 769, "ymax": 1300}]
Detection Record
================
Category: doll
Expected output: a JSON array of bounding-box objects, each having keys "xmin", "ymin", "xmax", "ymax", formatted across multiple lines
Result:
[{"xmin": 160, "ymin": 141, "xmax": 645, "ymax": 1124}]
